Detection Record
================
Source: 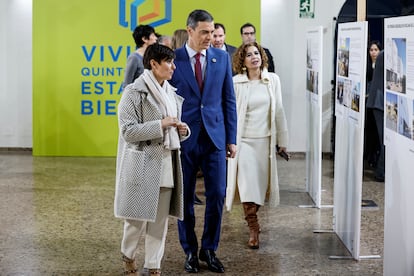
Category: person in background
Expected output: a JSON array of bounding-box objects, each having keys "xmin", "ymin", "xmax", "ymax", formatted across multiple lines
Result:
[
  {"xmin": 366, "ymin": 50, "xmax": 385, "ymax": 182},
  {"xmin": 171, "ymin": 29, "xmax": 189, "ymax": 50},
  {"xmin": 364, "ymin": 40, "xmax": 382, "ymax": 169},
  {"xmin": 114, "ymin": 44, "xmax": 190, "ymax": 276},
  {"xmin": 226, "ymin": 42, "xmax": 288, "ymax": 249},
  {"xmin": 169, "ymin": 9, "xmax": 237, "ymax": 274},
  {"xmin": 212, "ymin": 23, "xmax": 237, "ymax": 59},
  {"xmin": 122, "ymin": 25, "xmax": 158, "ymax": 88},
  {"xmin": 240, "ymin": 22, "xmax": 275, "ymax": 73},
  {"xmin": 366, "ymin": 40, "xmax": 382, "ymax": 90},
  {"xmin": 158, "ymin": 35, "xmax": 172, "ymax": 48}
]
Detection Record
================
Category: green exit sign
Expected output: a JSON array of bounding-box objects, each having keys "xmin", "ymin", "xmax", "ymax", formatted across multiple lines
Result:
[{"xmin": 300, "ymin": 0, "xmax": 315, "ymax": 18}]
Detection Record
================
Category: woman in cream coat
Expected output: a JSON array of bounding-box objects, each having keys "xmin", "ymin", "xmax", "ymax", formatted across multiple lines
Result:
[
  {"xmin": 226, "ymin": 42, "xmax": 288, "ymax": 249},
  {"xmin": 114, "ymin": 44, "xmax": 189, "ymax": 275}
]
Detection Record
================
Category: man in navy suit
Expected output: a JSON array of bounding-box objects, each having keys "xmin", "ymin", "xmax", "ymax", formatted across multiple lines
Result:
[{"xmin": 170, "ymin": 9, "xmax": 237, "ymax": 273}]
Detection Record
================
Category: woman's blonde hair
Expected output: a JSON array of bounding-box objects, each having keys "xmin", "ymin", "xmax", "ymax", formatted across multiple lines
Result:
[
  {"xmin": 232, "ymin": 42, "xmax": 268, "ymax": 74},
  {"xmin": 171, "ymin": 29, "xmax": 188, "ymax": 50}
]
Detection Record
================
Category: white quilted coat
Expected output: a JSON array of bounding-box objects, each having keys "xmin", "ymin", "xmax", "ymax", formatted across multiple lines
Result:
[{"xmin": 114, "ymin": 76, "xmax": 187, "ymax": 222}]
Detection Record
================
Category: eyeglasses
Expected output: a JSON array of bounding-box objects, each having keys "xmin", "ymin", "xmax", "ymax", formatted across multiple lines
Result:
[{"xmin": 242, "ymin": 32, "xmax": 255, "ymax": 36}]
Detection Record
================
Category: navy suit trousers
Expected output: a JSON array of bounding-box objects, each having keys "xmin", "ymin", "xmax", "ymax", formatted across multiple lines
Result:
[{"xmin": 178, "ymin": 127, "xmax": 226, "ymax": 254}]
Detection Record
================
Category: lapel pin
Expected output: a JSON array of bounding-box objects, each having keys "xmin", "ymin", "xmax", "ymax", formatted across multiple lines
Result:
[{"xmin": 212, "ymin": 58, "xmax": 217, "ymax": 63}]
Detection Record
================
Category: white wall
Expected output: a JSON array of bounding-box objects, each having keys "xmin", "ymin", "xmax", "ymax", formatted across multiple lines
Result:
[
  {"xmin": 0, "ymin": 0, "xmax": 32, "ymax": 147},
  {"xmin": 261, "ymin": 0, "xmax": 346, "ymax": 152},
  {"xmin": 0, "ymin": 0, "xmax": 346, "ymax": 151}
]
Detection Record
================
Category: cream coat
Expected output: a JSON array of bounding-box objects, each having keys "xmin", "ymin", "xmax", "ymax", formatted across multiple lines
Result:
[
  {"xmin": 114, "ymin": 76, "xmax": 189, "ymax": 222},
  {"xmin": 226, "ymin": 69, "xmax": 288, "ymax": 211}
]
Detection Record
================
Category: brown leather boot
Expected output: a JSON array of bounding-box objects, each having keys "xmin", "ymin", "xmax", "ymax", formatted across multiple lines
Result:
[
  {"xmin": 122, "ymin": 254, "xmax": 138, "ymax": 275},
  {"xmin": 242, "ymin": 202, "xmax": 260, "ymax": 249}
]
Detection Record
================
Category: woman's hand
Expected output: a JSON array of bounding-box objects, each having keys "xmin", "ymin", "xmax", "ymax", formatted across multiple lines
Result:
[
  {"xmin": 277, "ymin": 146, "xmax": 287, "ymax": 153},
  {"xmin": 177, "ymin": 122, "xmax": 189, "ymax": 136},
  {"xmin": 276, "ymin": 145, "xmax": 290, "ymax": 161},
  {"xmin": 161, "ymin": 116, "xmax": 178, "ymax": 129}
]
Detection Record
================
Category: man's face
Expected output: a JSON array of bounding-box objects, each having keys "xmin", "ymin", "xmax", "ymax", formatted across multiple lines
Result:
[
  {"xmin": 241, "ymin": 26, "xmax": 256, "ymax": 44},
  {"xmin": 187, "ymin": 21, "xmax": 214, "ymax": 52},
  {"xmin": 212, "ymin": 26, "xmax": 226, "ymax": 49}
]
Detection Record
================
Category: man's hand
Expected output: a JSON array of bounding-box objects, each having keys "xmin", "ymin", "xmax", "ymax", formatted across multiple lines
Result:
[{"xmin": 226, "ymin": 144, "xmax": 237, "ymax": 159}]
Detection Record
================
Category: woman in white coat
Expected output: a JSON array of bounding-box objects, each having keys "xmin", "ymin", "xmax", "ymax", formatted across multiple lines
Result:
[
  {"xmin": 226, "ymin": 42, "xmax": 288, "ymax": 249},
  {"xmin": 114, "ymin": 44, "xmax": 190, "ymax": 275}
]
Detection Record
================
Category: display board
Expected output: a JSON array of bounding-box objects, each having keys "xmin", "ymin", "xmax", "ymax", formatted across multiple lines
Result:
[
  {"xmin": 33, "ymin": 0, "xmax": 260, "ymax": 156},
  {"xmin": 333, "ymin": 21, "xmax": 367, "ymax": 260},
  {"xmin": 383, "ymin": 15, "xmax": 414, "ymax": 276},
  {"xmin": 305, "ymin": 26, "xmax": 323, "ymax": 208}
]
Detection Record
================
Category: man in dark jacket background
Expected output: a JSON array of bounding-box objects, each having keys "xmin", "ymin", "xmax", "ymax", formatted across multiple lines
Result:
[{"xmin": 240, "ymin": 22, "xmax": 275, "ymax": 72}]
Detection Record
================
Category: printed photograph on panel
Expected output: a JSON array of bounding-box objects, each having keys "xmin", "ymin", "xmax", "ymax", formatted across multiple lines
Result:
[
  {"xmin": 351, "ymin": 82, "xmax": 360, "ymax": 112},
  {"xmin": 307, "ymin": 70, "xmax": 319, "ymax": 94},
  {"xmin": 337, "ymin": 37, "xmax": 350, "ymax": 77},
  {"xmin": 313, "ymin": 71, "xmax": 319, "ymax": 94},
  {"xmin": 337, "ymin": 77, "xmax": 344, "ymax": 105},
  {"xmin": 397, "ymin": 96, "xmax": 412, "ymax": 139},
  {"xmin": 412, "ymin": 100, "xmax": 414, "ymax": 140},
  {"xmin": 385, "ymin": 38, "xmax": 406, "ymax": 94},
  {"xmin": 343, "ymin": 78, "xmax": 352, "ymax": 108},
  {"xmin": 386, "ymin": 92, "xmax": 398, "ymax": 131},
  {"xmin": 307, "ymin": 38, "xmax": 313, "ymax": 69}
]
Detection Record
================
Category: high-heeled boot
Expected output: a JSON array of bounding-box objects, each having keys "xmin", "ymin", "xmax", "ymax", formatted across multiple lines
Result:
[{"xmin": 242, "ymin": 202, "xmax": 260, "ymax": 249}]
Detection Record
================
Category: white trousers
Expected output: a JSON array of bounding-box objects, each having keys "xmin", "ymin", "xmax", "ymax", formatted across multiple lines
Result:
[{"xmin": 121, "ymin": 188, "xmax": 172, "ymax": 269}]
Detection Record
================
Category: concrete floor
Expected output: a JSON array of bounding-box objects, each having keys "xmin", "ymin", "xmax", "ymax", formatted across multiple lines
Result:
[{"xmin": 0, "ymin": 150, "xmax": 384, "ymax": 275}]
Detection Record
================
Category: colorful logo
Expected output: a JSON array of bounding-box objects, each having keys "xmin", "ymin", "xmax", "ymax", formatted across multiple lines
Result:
[{"xmin": 119, "ymin": 0, "xmax": 172, "ymax": 31}]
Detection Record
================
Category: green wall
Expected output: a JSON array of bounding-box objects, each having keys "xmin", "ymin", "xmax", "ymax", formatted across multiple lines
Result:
[{"xmin": 33, "ymin": 0, "xmax": 261, "ymax": 156}]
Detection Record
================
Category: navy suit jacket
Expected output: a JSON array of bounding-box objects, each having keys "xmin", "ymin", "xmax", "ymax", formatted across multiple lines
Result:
[
  {"xmin": 226, "ymin": 43, "xmax": 237, "ymax": 59},
  {"xmin": 170, "ymin": 46, "xmax": 237, "ymax": 151}
]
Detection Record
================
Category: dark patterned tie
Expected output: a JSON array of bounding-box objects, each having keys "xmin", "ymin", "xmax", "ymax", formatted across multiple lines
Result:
[{"xmin": 195, "ymin": 52, "xmax": 203, "ymax": 91}]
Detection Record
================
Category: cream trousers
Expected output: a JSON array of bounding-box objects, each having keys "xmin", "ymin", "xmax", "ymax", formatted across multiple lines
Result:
[{"xmin": 121, "ymin": 188, "xmax": 172, "ymax": 269}]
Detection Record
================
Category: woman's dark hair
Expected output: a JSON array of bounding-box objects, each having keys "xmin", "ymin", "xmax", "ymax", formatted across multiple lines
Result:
[
  {"xmin": 368, "ymin": 40, "xmax": 382, "ymax": 51},
  {"xmin": 232, "ymin": 42, "xmax": 268, "ymax": 74},
  {"xmin": 143, "ymin": 44, "xmax": 175, "ymax": 69},
  {"xmin": 132, "ymin": 25, "xmax": 155, "ymax": 48}
]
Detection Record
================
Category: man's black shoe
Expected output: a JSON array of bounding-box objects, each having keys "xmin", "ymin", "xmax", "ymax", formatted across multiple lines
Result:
[
  {"xmin": 199, "ymin": 249, "xmax": 224, "ymax": 273},
  {"xmin": 184, "ymin": 252, "xmax": 199, "ymax": 273}
]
